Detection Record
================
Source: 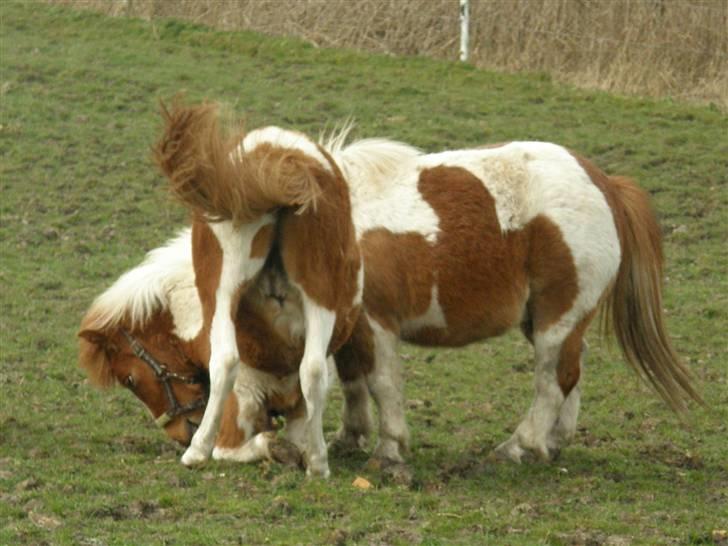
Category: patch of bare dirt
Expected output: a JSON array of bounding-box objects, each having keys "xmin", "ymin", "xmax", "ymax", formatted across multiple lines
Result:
[
  {"xmin": 639, "ymin": 442, "xmax": 705, "ymax": 470},
  {"xmin": 87, "ymin": 500, "xmax": 164, "ymax": 521},
  {"xmin": 553, "ymin": 530, "xmax": 633, "ymax": 546}
]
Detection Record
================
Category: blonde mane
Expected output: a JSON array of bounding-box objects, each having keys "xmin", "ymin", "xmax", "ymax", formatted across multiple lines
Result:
[
  {"xmin": 82, "ymin": 229, "xmax": 195, "ymax": 333},
  {"xmin": 320, "ymin": 123, "xmax": 422, "ymax": 192}
]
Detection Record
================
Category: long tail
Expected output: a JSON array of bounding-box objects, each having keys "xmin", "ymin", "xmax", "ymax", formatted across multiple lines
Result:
[
  {"xmin": 605, "ymin": 175, "xmax": 703, "ymax": 413},
  {"xmin": 153, "ymin": 99, "xmax": 321, "ymax": 223}
]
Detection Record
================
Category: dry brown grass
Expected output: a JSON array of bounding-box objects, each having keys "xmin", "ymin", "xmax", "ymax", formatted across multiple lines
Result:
[{"xmin": 48, "ymin": 0, "xmax": 728, "ymax": 107}]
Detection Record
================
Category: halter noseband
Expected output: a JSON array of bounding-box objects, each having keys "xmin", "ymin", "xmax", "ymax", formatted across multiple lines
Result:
[{"xmin": 120, "ymin": 329, "xmax": 208, "ymax": 428}]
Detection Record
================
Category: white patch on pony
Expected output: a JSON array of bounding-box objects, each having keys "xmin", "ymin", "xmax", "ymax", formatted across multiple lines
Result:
[
  {"xmin": 401, "ymin": 284, "xmax": 447, "ymax": 337},
  {"xmin": 167, "ymin": 276, "xmax": 203, "ymax": 341},
  {"xmin": 242, "ymin": 126, "xmax": 332, "ymax": 173},
  {"xmin": 349, "ymin": 167, "xmax": 441, "ymax": 243},
  {"xmin": 86, "ymin": 228, "xmax": 195, "ymax": 331}
]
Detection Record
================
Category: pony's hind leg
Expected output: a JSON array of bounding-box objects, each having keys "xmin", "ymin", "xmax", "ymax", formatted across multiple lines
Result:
[
  {"xmin": 331, "ymin": 320, "xmax": 377, "ymax": 451},
  {"xmin": 495, "ymin": 314, "xmax": 592, "ymax": 463},
  {"xmin": 297, "ymin": 292, "xmax": 336, "ymax": 478},
  {"xmin": 547, "ymin": 341, "xmax": 587, "ymax": 457},
  {"xmin": 367, "ymin": 320, "xmax": 409, "ymax": 463},
  {"xmin": 333, "ymin": 374, "xmax": 373, "ymax": 450}
]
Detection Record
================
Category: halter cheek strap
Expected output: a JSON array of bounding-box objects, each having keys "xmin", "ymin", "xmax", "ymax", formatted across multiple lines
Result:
[{"xmin": 120, "ymin": 329, "xmax": 207, "ymax": 428}]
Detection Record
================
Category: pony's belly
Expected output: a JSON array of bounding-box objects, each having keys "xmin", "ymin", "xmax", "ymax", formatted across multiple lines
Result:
[{"xmin": 400, "ymin": 287, "xmax": 528, "ymax": 347}]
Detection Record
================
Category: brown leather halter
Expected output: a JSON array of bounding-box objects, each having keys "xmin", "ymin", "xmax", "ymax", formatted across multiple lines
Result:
[{"xmin": 120, "ymin": 329, "xmax": 208, "ymax": 428}]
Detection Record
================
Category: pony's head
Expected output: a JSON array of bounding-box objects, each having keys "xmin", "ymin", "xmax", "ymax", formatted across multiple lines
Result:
[
  {"xmin": 77, "ymin": 229, "xmax": 211, "ymax": 446},
  {"xmin": 78, "ymin": 309, "xmax": 208, "ymax": 446}
]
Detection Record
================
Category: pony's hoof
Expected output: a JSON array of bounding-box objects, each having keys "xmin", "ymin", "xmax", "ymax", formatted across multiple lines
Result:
[
  {"xmin": 304, "ymin": 452, "xmax": 331, "ymax": 478},
  {"xmin": 305, "ymin": 463, "xmax": 331, "ymax": 479},
  {"xmin": 547, "ymin": 447, "xmax": 562, "ymax": 462},
  {"xmin": 181, "ymin": 445, "xmax": 209, "ymax": 467},
  {"xmin": 329, "ymin": 428, "xmax": 368, "ymax": 453},
  {"xmin": 366, "ymin": 457, "xmax": 413, "ymax": 487},
  {"xmin": 371, "ymin": 438, "xmax": 406, "ymax": 464},
  {"xmin": 493, "ymin": 439, "xmax": 525, "ymax": 464}
]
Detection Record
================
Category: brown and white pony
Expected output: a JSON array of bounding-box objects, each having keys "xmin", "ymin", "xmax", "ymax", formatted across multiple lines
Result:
[
  {"xmin": 153, "ymin": 103, "xmax": 364, "ymax": 476},
  {"xmin": 150, "ymin": 105, "xmax": 700, "ymax": 467}
]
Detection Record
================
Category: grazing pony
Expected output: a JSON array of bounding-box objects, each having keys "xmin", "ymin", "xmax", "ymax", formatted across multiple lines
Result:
[
  {"xmin": 153, "ymin": 103, "xmax": 364, "ymax": 476},
  {"xmin": 152, "ymin": 107, "xmax": 701, "ymax": 466}
]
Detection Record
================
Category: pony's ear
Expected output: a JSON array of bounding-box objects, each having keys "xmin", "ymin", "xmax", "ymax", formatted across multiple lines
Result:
[
  {"xmin": 78, "ymin": 327, "xmax": 117, "ymax": 388},
  {"xmin": 78, "ymin": 328, "xmax": 107, "ymax": 346}
]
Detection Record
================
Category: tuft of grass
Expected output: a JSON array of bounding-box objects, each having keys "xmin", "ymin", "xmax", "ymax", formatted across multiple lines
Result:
[{"xmin": 1, "ymin": 2, "xmax": 726, "ymax": 544}]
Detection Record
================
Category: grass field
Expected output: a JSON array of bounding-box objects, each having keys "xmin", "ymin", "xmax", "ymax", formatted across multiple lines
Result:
[{"xmin": 1, "ymin": 2, "xmax": 727, "ymax": 545}]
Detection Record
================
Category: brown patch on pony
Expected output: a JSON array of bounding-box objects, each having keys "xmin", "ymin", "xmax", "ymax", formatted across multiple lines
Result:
[
  {"xmin": 268, "ymin": 385, "xmax": 304, "ymax": 419},
  {"xmin": 335, "ymin": 314, "xmax": 375, "ymax": 382},
  {"xmin": 414, "ymin": 166, "xmax": 530, "ymax": 345},
  {"xmin": 234, "ymin": 297, "xmax": 304, "ymax": 378},
  {"xmin": 358, "ymin": 229, "xmax": 435, "ymax": 334},
  {"xmin": 250, "ymin": 223, "xmax": 274, "ymax": 259},
  {"xmin": 216, "ymin": 394, "xmax": 248, "ymax": 449},
  {"xmin": 278, "ymin": 147, "xmax": 361, "ymax": 353},
  {"xmin": 154, "ymin": 99, "xmax": 321, "ymax": 224},
  {"xmin": 523, "ymin": 215, "xmax": 579, "ymax": 333},
  {"xmin": 191, "ymin": 221, "xmax": 223, "ymax": 349}
]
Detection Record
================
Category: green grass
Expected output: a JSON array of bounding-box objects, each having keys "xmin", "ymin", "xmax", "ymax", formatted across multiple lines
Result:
[{"xmin": 1, "ymin": 2, "xmax": 727, "ymax": 545}]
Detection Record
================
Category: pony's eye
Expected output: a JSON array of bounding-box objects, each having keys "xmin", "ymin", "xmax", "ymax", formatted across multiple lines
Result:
[{"xmin": 124, "ymin": 375, "xmax": 136, "ymax": 389}]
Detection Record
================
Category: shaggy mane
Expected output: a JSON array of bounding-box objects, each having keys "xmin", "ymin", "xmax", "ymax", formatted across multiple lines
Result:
[
  {"xmin": 82, "ymin": 229, "xmax": 194, "ymax": 333},
  {"xmin": 320, "ymin": 123, "xmax": 422, "ymax": 192}
]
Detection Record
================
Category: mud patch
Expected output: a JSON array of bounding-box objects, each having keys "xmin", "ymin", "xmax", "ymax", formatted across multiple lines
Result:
[
  {"xmin": 88, "ymin": 500, "xmax": 163, "ymax": 521},
  {"xmin": 639, "ymin": 443, "xmax": 704, "ymax": 470}
]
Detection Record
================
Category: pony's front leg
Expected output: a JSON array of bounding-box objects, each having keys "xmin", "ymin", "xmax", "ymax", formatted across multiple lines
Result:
[
  {"xmin": 298, "ymin": 293, "xmax": 336, "ymax": 478},
  {"xmin": 182, "ymin": 320, "xmax": 240, "ymax": 466}
]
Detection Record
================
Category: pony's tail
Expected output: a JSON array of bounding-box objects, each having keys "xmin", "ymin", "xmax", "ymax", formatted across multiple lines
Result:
[
  {"xmin": 604, "ymin": 175, "xmax": 703, "ymax": 413},
  {"xmin": 153, "ymin": 99, "xmax": 321, "ymax": 223}
]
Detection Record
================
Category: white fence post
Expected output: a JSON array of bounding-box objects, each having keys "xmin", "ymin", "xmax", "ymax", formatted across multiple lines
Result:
[{"xmin": 459, "ymin": 0, "xmax": 470, "ymax": 62}]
